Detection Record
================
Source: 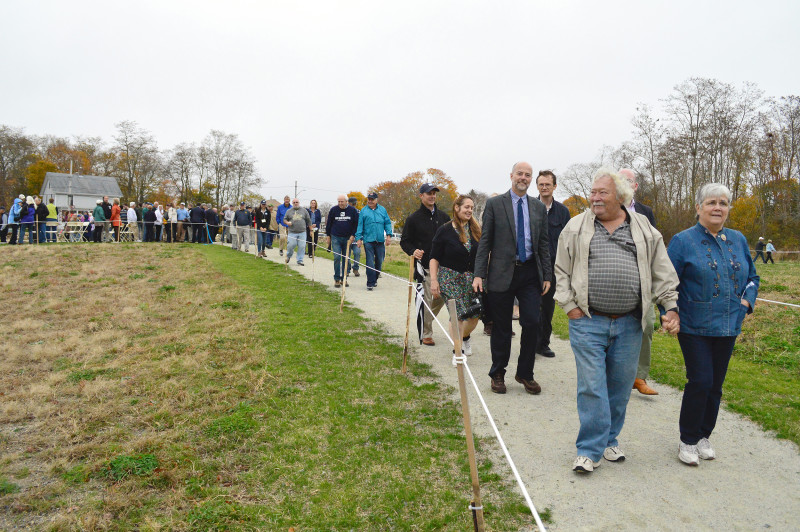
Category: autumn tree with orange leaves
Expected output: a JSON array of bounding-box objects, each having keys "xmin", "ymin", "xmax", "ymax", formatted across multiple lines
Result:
[{"xmin": 369, "ymin": 168, "xmax": 458, "ymax": 230}]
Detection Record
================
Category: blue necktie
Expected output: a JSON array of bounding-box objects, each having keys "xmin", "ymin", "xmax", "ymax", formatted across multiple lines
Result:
[{"xmin": 516, "ymin": 198, "xmax": 526, "ymax": 262}]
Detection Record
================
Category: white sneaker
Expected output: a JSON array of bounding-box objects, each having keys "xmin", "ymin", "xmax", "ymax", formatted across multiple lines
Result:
[
  {"xmin": 572, "ymin": 456, "xmax": 601, "ymax": 473},
  {"xmin": 463, "ymin": 338, "xmax": 472, "ymax": 356},
  {"xmin": 679, "ymin": 443, "xmax": 700, "ymax": 466},
  {"xmin": 696, "ymin": 438, "xmax": 716, "ymax": 460},
  {"xmin": 603, "ymin": 446, "xmax": 625, "ymax": 462}
]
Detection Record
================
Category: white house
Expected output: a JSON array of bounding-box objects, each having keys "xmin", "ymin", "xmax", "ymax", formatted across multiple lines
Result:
[{"xmin": 40, "ymin": 172, "xmax": 124, "ymax": 211}]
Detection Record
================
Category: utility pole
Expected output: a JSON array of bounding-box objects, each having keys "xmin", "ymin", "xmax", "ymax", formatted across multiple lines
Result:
[{"xmin": 294, "ymin": 180, "xmax": 298, "ymax": 198}]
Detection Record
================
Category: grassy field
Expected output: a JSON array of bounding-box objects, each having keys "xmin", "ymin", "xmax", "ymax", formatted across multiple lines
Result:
[
  {"xmin": 551, "ymin": 261, "xmax": 800, "ymax": 445},
  {"xmin": 0, "ymin": 244, "xmax": 530, "ymax": 530}
]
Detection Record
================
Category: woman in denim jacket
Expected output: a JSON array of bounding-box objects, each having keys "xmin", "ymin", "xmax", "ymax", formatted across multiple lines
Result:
[{"xmin": 667, "ymin": 183, "xmax": 759, "ymax": 466}]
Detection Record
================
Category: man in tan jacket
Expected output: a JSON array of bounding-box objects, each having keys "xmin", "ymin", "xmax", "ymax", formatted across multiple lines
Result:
[{"xmin": 554, "ymin": 168, "xmax": 679, "ymax": 474}]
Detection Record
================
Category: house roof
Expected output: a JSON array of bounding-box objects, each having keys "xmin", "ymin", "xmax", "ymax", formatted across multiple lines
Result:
[{"xmin": 41, "ymin": 172, "xmax": 123, "ymax": 197}]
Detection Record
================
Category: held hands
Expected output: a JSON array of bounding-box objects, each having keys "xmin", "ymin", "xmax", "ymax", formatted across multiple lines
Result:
[{"xmin": 661, "ymin": 310, "xmax": 680, "ymax": 335}]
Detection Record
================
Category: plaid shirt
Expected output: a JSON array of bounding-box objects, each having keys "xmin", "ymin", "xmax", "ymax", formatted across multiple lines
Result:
[{"xmin": 588, "ymin": 218, "xmax": 641, "ymax": 314}]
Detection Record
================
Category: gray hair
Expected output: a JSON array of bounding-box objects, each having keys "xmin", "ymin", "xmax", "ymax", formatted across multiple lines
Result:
[
  {"xmin": 592, "ymin": 167, "xmax": 633, "ymax": 206},
  {"xmin": 695, "ymin": 183, "xmax": 731, "ymax": 206}
]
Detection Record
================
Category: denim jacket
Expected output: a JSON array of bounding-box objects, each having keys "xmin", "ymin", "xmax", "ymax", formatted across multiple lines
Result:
[{"xmin": 667, "ymin": 223, "xmax": 759, "ymax": 337}]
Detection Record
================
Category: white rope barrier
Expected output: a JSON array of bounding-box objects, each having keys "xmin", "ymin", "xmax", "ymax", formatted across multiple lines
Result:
[
  {"xmin": 253, "ymin": 233, "xmax": 548, "ymax": 530},
  {"xmin": 756, "ymin": 298, "xmax": 800, "ymax": 309}
]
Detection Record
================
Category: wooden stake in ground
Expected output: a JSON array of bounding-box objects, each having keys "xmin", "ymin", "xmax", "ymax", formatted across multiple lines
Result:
[
  {"xmin": 402, "ymin": 255, "xmax": 414, "ymax": 374},
  {"xmin": 446, "ymin": 299, "xmax": 485, "ymax": 532},
  {"xmin": 311, "ymin": 240, "xmax": 316, "ymax": 282},
  {"xmin": 339, "ymin": 241, "xmax": 351, "ymax": 313}
]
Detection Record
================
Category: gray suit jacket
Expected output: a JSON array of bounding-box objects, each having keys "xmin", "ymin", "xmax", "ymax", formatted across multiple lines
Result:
[{"xmin": 474, "ymin": 191, "xmax": 552, "ymax": 292}]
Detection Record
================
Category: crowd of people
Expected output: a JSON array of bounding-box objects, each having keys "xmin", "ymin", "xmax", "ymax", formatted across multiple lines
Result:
[
  {"xmin": 386, "ymin": 163, "xmax": 758, "ymax": 475},
  {"xmin": 1, "ymin": 168, "xmax": 763, "ymax": 474}
]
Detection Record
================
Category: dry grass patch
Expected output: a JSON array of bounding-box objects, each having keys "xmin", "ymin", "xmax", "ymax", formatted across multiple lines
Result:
[{"xmin": 0, "ymin": 243, "xmax": 260, "ymax": 529}]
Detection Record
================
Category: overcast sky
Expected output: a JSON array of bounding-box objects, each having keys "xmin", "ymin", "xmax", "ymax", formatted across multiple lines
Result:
[{"xmin": 2, "ymin": 0, "xmax": 799, "ymax": 205}]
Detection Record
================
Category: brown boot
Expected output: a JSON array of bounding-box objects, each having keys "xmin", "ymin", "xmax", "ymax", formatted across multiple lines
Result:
[
  {"xmin": 633, "ymin": 378, "xmax": 658, "ymax": 395},
  {"xmin": 490, "ymin": 373, "xmax": 506, "ymax": 394}
]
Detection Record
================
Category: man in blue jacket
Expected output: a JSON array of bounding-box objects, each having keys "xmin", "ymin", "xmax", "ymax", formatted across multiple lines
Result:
[
  {"xmin": 326, "ymin": 194, "xmax": 359, "ymax": 287},
  {"xmin": 276, "ymin": 196, "xmax": 291, "ymax": 256},
  {"xmin": 355, "ymin": 192, "xmax": 393, "ymax": 291}
]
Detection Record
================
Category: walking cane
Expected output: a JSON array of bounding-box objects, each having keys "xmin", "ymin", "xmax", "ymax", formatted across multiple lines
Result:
[
  {"xmin": 402, "ymin": 255, "xmax": 414, "ymax": 374},
  {"xmin": 446, "ymin": 299, "xmax": 485, "ymax": 532},
  {"xmin": 339, "ymin": 240, "xmax": 351, "ymax": 313}
]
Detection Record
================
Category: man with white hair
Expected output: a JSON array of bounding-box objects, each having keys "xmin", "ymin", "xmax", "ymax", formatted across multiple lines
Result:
[
  {"xmin": 127, "ymin": 202, "xmax": 139, "ymax": 242},
  {"xmin": 619, "ymin": 168, "xmax": 659, "ymax": 396},
  {"xmin": 555, "ymin": 168, "xmax": 679, "ymax": 473}
]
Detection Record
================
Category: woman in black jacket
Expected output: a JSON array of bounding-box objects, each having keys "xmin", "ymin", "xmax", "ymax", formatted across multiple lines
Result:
[
  {"xmin": 254, "ymin": 202, "xmax": 272, "ymax": 257},
  {"xmin": 429, "ymin": 195, "xmax": 481, "ymax": 355}
]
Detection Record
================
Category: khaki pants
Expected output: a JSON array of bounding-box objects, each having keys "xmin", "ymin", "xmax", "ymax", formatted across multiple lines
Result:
[
  {"xmin": 422, "ymin": 268, "xmax": 445, "ymax": 339},
  {"xmin": 235, "ymin": 226, "xmax": 250, "ymax": 251},
  {"xmin": 128, "ymin": 223, "xmax": 139, "ymax": 242},
  {"xmin": 279, "ymin": 225, "xmax": 288, "ymax": 251},
  {"xmin": 636, "ymin": 304, "xmax": 656, "ymax": 380}
]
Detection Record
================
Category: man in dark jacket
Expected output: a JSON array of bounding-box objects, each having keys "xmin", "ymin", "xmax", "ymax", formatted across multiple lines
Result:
[
  {"xmin": 535, "ymin": 170, "xmax": 571, "ymax": 358},
  {"xmin": 205, "ymin": 205, "xmax": 219, "ymax": 243},
  {"xmin": 143, "ymin": 203, "xmax": 157, "ymax": 242},
  {"xmin": 400, "ymin": 183, "xmax": 451, "ymax": 345},
  {"xmin": 619, "ymin": 168, "xmax": 659, "ymax": 396},
  {"xmin": 101, "ymin": 196, "xmax": 113, "ymax": 242},
  {"xmin": 326, "ymin": 194, "xmax": 360, "ymax": 286},
  {"xmin": 232, "ymin": 202, "xmax": 253, "ymax": 252},
  {"xmin": 35, "ymin": 197, "xmax": 49, "ymax": 244},
  {"xmin": 190, "ymin": 203, "xmax": 206, "ymax": 243}
]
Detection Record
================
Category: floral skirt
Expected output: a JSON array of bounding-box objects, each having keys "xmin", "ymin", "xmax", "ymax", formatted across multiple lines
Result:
[{"xmin": 438, "ymin": 266, "xmax": 475, "ymax": 318}]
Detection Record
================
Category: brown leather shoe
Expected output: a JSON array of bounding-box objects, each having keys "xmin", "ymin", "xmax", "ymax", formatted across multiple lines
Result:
[
  {"xmin": 483, "ymin": 323, "xmax": 493, "ymax": 336},
  {"xmin": 422, "ymin": 337, "xmax": 435, "ymax": 346},
  {"xmin": 515, "ymin": 375, "xmax": 541, "ymax": 395},
  {"xmin": 490, "ymin": 374, "xmax": 506, "ymax": 394},
  {"xmin": 633, "ymin": 378, "xmax": 659, "ymax": 395}
]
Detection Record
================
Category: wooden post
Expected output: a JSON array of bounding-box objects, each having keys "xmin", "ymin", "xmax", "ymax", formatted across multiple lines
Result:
[
  {"xmin": 402, "ymin": 255, "xmax": 415, "ymax": 374},
  {"xmin": 446, "ymin": 299, "xmax": 485, "ymax": 532},
  {"xmin": 339, "ymin": 241, "xmax": 351, "ymax": 313}
]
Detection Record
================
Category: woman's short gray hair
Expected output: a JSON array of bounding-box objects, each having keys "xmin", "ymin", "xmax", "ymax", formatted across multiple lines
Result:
[
  {"xmin": 695, "ymin": 183, "xmax": 731, "ymax": 206},
  {"xmin": 592, "ymin": 167, "xmax": 633, "ymax": 206}
]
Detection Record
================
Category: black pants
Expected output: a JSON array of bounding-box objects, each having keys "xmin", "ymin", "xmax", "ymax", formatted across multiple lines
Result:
[
  {"xmin": 307, "ymin": 230, "xmax": 318, "ymax": 257},
  {"xmin": 7, "ymin": 224, "xmax": 18, "ymax": 244},
  {"xmin": 487, "ymin": 261, "xmax": 541, "ymax": 380},
  {"xmin": 144, "ymin": 223, "xmax": 154, "ymax": 242},
  {"xmin": 538, "ymin": 277, "xmax": 556, "ymax": 351},
  {"xmin": 766, "ymin": 251, "xmax": 774, "ymax": 263},
  {"xmin": 192, "ymin": 223, "xmax": 205, "ymax": 243}
]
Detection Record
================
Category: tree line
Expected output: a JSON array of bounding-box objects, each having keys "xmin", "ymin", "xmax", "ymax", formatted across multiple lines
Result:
[
  {"xmin": 561, "ymin": 77, "xmax": 800, "ymax": 247},
  {"xmin": 0, "ymin": 120, "xmax": 263, "ymax": 209}
]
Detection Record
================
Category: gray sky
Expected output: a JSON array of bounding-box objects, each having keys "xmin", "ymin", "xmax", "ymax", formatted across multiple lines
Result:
[{"xmin": 2, "ymin": 0, "xmax": 798, "ymax": 205}]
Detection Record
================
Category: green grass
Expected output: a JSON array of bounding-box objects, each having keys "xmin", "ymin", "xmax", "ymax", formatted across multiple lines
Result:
[
  {"xmin": 0, "ymin": 244, "xmax": 530, "ymax": 530},
  {"xmin": 551, "ymin": 260, "xmax": 800, "ymax": 445}
]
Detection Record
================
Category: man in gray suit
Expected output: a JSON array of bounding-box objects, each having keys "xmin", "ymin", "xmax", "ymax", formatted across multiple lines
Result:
[{"xmin": 474, "ymin": 161, "xmax": 552, "ymax": 395}]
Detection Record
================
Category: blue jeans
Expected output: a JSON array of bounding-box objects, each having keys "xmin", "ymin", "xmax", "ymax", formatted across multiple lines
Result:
[
  {"xmin": 363, "ymin": 241, "xmax": 385, "ymax": 287},
  {"xmin": 569, "ymin": 313, "xmax": 642, "ymax": 461},
  {"xmin": 257, "ymin": 230, "xmax": 269, "ymax": 253},
  {"xmin": 37, "ymin": 222, "xmax": 46, "ymax": 243},
  {"xmin": 349, "ymin": 241, "xmax": 361, "ymax": 273},
  {"xmin": 19, "ymin": 223, "xmax": 35, "ymax": 244},
  {"xmin": 286, "ymin": 232, "xmax": 306, "ymax": 263},
  {"xmin": 330, "ymin": 235, "xmax": 351, "ymax": 281},
  {"xmin": 677, "ymin": 333, "xmax": 736, "ymax": 445},
  {"xmin": 266, "ymin": 230, "xmax": 276, "ymax": 247}
]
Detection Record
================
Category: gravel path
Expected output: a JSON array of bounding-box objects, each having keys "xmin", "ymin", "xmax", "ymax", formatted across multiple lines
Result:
[{"xmin": 234, "ymin": 243, "xmax": 800, "ymax": 531}]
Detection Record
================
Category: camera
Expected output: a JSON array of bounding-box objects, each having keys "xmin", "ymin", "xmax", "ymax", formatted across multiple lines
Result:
[{"xmin": 459, "ymin": 293, "xmax": 484, "ymax": 320}]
